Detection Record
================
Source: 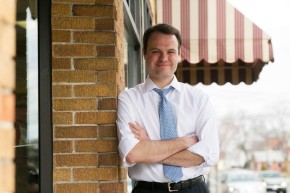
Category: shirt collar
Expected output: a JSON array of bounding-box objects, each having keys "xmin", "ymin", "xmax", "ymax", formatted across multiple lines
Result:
[{"xmin": 143, "ymin": 75, "xmax": 181, "ymax": 93}]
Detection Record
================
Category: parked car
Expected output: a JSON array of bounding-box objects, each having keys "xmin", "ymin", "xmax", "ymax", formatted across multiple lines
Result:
[
  {"xmin": 259, "ymin": 170, "xmax": 287, "ymax": 193},
  {"xmin": 221, "ymin": 169, "xmax": 266, "ymax": 193}
]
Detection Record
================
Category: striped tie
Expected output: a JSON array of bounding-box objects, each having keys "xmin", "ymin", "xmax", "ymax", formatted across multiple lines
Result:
[{"xmin": 154, "ymin": 86, "xmax": 183, "ymax": 182}]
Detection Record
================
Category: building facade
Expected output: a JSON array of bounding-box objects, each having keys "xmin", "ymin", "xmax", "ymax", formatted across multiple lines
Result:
[
  {"xmin": 0, "ymin": 0, "xmax": 275, "ymax": 192},
  {"xmin": 1, "ymin": 0, "xmax": 154, "ymax": 192},
  {"xmin": 52, "ymin": 0, "xmax": 126, "ymax": 192}
]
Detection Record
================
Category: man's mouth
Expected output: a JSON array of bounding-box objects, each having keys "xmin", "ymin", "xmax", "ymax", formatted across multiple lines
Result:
[{"xmin": 157, "ymin": 63, "xmax": 170, "ymax": 66}]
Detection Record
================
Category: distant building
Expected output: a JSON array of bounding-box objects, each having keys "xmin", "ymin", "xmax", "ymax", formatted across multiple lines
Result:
[
  {"xmin": 266, "ymin": 137, "xmax": 284, "ymax": 150},
  {"xmin": 252, "ymin": 150, "xmax": 286, "ymax": 172}
]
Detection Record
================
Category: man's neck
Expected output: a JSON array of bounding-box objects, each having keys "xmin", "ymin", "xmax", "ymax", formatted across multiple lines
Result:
[{"xmin": 149, "ymin": 75, "xmax": 174, "ymax": 89}]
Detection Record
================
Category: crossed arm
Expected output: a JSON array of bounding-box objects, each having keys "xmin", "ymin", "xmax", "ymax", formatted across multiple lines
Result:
[{"xmin": 126, "ymin": 122, "xmax": 205, "ymax": 167}]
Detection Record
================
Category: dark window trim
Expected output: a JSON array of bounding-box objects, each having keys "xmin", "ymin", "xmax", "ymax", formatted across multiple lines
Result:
[
  {"xmin": 124, "ymin": 0, "xmax": 143, "ymax": 88},
  {"xmin": 38, "ymin": 0, "xmax": 52, "ymax": 192},
  {"xmin": 143, "ymin": 0, "xmax": 153, "ymax": 30},
  {"xmin": 123, "ymin": 0, "xmax": 141, "ymax": 45},
  {"xmin": 123, "ymin": 0, "xmax": 153, "ymax": 87}
]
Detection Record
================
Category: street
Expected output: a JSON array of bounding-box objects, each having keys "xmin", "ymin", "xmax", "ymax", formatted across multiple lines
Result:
[{"xmin": 207, "ymin": 170, "xmax": 290, "ymax": 193}]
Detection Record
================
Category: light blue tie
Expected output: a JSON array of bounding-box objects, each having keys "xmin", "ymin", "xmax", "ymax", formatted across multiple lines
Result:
[{"xmin": 154, "ymin": 86, "xmax": 183, "ymax": 182}]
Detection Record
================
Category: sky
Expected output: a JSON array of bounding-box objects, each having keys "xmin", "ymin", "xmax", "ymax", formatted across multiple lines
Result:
[
  {"xmin": 27, "ymin": 9, "xmax": 39, "ymax": 141},
  {"xmin": 197, "ymin": 0, "xmax": 290, "ymax": 119}
]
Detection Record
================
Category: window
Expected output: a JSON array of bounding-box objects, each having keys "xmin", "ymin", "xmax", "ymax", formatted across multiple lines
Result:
[
  {"xmin": 143, "ymin": 0, "xmax": 152, "ymax": 31},
  {"xmin": 123, "ymin": 0, "xmax": 143, "ymax": 88},
  {"xmin": 15, "ymin": 1, "xmax": 39, "ymax": 192},
  {"xmin": 15, "ymin": 0, "xmax": 52, "ymax": 192},
  {"xmin": 123, "ymin": 0, "xmax": 152, "ymax": 192},
  {"xmin": 123, "ymin": 0, "xmax": 153, "ymax": 89},
  {"xmin": 38, "ymin": 0, "xmax": 53, "ymax": 192}
]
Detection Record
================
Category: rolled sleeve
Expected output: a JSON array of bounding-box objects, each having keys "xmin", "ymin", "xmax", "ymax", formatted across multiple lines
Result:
[
  {"xmin": 188, "ymin": 90, "xmax": 220, "ymax": 166},
  {"xmin": 117, "ymin": 127, "xmax": 139, "ymax": 167},
  {"xmin": 116, "ymin": 91, "xmax": 140, "ymax": 167},
  {"xmin": 188, "ymin": 140, "xmax": 219, "ymax": 166}
]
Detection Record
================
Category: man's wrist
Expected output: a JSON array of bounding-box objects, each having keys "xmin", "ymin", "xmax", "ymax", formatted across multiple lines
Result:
[{"xmin": 179, "ymin": 137, "xmax": 194, "ymax": 149}]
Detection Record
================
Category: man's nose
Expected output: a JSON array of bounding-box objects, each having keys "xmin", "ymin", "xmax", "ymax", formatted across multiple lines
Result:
[{"xmin": 159, "ymin": 53, "xmax": 168, "ymax": 62}]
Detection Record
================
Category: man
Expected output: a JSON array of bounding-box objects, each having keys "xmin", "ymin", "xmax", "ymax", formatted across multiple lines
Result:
[{"xmin": 117, "ymin": 23, "xmax": 219, "ymax": 193}]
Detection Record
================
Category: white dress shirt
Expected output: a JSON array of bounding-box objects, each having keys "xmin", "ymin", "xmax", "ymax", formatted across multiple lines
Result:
[{"xmin": 117, "ymin": 76, "xmax": 219, "ymax": 182}]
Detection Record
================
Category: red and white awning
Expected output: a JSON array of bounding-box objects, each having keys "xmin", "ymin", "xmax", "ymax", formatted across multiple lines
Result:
[
  {"xmin": 157, "ymin": 0, "xmax": 274, "ymax": 64},
  {"xmin": 156, "ymin": 0, "xmax": 274, "ymax": 85}
]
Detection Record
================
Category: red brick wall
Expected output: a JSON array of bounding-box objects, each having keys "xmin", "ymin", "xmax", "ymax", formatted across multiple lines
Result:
[
  {"xmin": 51, "ymin": 0, "xmax": 126, "ymax": 192},
  {"xmin": 0, "ymin": 0, "xmax": 16, "ymax": 192}
]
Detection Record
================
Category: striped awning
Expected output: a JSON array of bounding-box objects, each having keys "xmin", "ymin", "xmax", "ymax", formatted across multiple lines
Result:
[{"xmin": 156, "ymin": 0, "xmax": 274, "ymax": 85}]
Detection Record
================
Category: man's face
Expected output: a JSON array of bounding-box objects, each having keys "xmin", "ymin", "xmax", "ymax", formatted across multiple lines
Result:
[{"xmin": 144, "ymin": 32, "xmax": 180, "ymax": 84}]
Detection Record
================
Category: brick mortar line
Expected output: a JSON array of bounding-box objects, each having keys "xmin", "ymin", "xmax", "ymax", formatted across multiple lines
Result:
[
  {"xmin": 54, "ymin": 138, "xmax": 117, "ymax": 141},
  {"xmin": 72, "ymin": 111, "xmax": 76, "ymax": 125},
  {"xmin": 72, "ymin": 140, "xmax": 76, "ymax": 153},
  {"xmin": 54, "ymin": 152, "xmax": 118, "ymax": 155},
  {"xmin": 54, "ymin": 154, "xmax": 118, "ymax": 157},
  {"xmin": 53, "ymin": 124, "xmax": 115, "ymax": 126},
  {"xmin": 53, "ymin": 110, "xmax": 117, "ymax": 112},
  {"xmin": 0, "ymin": 159, "xmax": 14, "ymax": 164},
  {"xmin": 55, "ymin": 166, "xmax": 119, "ymax": 169},
  {"xmin": 70, "ymin": 167, "xmax": 73, "ymax": 181},
  {"xmin": 52, "ymin": 69, "xmax": 100, "ymax": 71},
  {"xmin": 71, "ymin": 56, "xmax": 74, "ymax": 69},
  {"xmin": 52, "ymin": 56, "xmax": 118, "ymax": 58},
  {"xmin": 53, "ymin": 110, "xmax": 116, "ymax": 112},
  {"xmin": 54, "ymin": 180, "xmax": 122, "ymax": 184},
  {"xmin": 54, "ymin": 153, "xmax": 99, "ymax": 155},
  {"xmin": 53, "ymin": 29, "xmax": 96, "ymax": 32},
  {"xmin": 0, "ymin": 121, "xmax": 14, "ymax": 129},
  {"xmin": 51, "ymin": 2, "xmax": 115, "ymax": 5},
  {"xmin": 52, "ymin": 43, "xmax": 116, "ymax": 46},
  {"xmin": 0, "ymin": 88, "xmax": 14, "ymax": 94},
  {"xmin": 52, "ymin": 82, "xmax": 116, "ymax": 85},
  {"xmin": 54, "ymin": 123, "xmax": 115, "ymax": 126},
  {"xmin": 52, "ymin": 97, "xmax": 115, "ymax": 99},
  {"xmin": 52, "ymin": 15, "xmax": 114, "ymax": 18},
  {"xmin": 54, "ymin": 138, "xmax": 117, "ymax": 140},
  {"xmin": 52, "ymin": 82, "xmax": 95, "ymax": 85}
]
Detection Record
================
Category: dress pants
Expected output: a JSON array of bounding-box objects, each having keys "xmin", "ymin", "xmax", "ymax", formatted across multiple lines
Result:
[{"xmin": 131, "ymin": 180, "xmax": 209, "ymax": 193}]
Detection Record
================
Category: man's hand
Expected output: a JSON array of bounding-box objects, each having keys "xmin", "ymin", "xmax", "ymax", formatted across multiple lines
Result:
[{"xmin": 129, "ymin": 122, "xmax": 150, "ymax": 140}]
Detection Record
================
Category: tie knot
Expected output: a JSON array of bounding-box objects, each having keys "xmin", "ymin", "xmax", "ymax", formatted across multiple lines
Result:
[{"xmin": 153, "ymin": 86, "xmax": 174, "ymax": 98}]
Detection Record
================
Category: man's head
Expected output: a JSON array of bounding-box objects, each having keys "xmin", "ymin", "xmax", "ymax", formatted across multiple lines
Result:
[
  {"xmin": 142, "ymin": 24, "xmax": 181, "ymax": 88},
  {"xmin": 143, "ymin": 23, "xmax": 182, "ymax": 55}
]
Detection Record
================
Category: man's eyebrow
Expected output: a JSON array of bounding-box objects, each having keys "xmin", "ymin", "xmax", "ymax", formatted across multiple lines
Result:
[{"xmin": 149, "ymin": 48, "xmax": 177, "ymax": 51}]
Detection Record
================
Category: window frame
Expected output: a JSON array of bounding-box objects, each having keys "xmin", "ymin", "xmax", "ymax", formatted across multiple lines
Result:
[
  {"xmin": 123, "ymin": 1, "xmax": 153, "ymax": 191},
  {"xmin": 123, "ymin": 0, "xmax": 153, "ymax": 88},
  {"xmin": 38, "ymin": 0, "xmax": 53, "ymax": 192},
  {"xmin": 123, "ymin": 0, "xmax": 143, "ymax": 87}
]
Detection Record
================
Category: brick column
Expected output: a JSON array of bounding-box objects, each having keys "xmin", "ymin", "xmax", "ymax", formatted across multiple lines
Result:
[
  {"xmin": 0, "ymin": 0, "xmax": 16, "ymax": 193},
  {"xmin": 51, "ymin": 0, "xmax": 126, "ymax": 192}
]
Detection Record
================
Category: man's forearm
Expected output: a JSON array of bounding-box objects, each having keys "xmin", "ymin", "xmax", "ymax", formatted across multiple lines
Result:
[
  {"xmin": 126, "ymin": 137, "xmax": 195, "ymax": 164},
  {"xmin": 159, "ymin": 150, "xmax": 204, "ymax": 167}
]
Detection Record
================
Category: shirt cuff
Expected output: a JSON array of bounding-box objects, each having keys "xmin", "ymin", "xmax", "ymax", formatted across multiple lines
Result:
[{"xmin": 188, "ymin": 141, "xmax": 218, "ymax": 166}]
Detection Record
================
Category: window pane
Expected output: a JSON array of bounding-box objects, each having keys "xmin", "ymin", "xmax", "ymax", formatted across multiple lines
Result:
[
  {"xmin": 15, "ymin": 1, "xmax": 39, "ymax": 193},
  {"xmin": 124, "ymin": 37, "xmax": 129, "ymax": 88}
]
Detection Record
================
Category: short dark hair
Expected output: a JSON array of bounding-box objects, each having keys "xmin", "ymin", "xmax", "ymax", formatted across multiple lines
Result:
[{"xmin": 143, "ymin": 23, "xmax": 182, "ymax": 54}]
